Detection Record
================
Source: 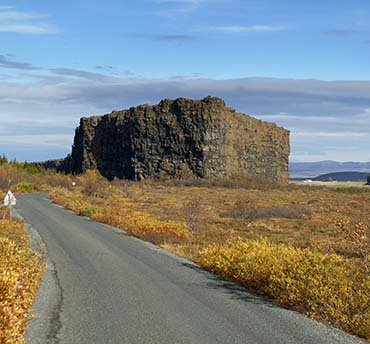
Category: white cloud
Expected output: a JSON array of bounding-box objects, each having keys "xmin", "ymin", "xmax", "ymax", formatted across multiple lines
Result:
[
  {"xmin": 198, "ymin": 25, "xmax": 287, "ymax": 33},
  {"xmin": 0, "ymin": 24, "xmax": 57, "ymax": 34},
  {"xmin": 1, "ymin": 70, "xmax": 370, "ymax": 161},
  {"xmin": 152, "ymin": 0, "xmax": 210, "ymax": 16},
  {"xmin": 0, "ymin": 10, "xmax": 46, "ymax": 21},
  {"xmin": 0, "ymin": 134, "xmax": 72, "ymax": 148},
  {"xmin": 293, "ymin": 131, "xmax": 368, "ymax": 138},
  {"xmin": 0, "ymin": 6, "xmax": 58, "ymax": 34},
  {"xmin": 259, "ymin": 114, "xmax": 339, "ymax": 122}
]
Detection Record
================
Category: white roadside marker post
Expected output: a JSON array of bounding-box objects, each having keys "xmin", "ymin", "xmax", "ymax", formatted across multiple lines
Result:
[{"xmin": 3, "ymin": 190, "xmax": 16, "ymax": 220}]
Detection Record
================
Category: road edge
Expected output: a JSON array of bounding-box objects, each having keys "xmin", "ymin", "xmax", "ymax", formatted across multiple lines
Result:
[
  {"xmin": 17, "ymin": 194, "xmax": 368, "ymax": 344},
  {"xmin": 50, "ymin": 199, "xmax": 367, "ymax": 344},
  {"xmin": 11, "ymin": 206, "xmax": 62, "ymax": 344}
]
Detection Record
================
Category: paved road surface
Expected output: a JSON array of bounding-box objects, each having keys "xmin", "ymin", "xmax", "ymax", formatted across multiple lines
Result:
[{"xmin": 16, "ymin": 193, "xmax": 364, "ymax": 344}]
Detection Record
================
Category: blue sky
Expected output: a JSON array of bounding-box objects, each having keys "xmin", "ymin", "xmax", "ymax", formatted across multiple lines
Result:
[{"xmin": 1, "ymin": 0, "xmax": 370, "ymax": 162}]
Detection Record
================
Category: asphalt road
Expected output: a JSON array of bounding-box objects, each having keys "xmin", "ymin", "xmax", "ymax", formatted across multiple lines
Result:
[{"xmin": 16, "ymin": 193, "xmax": 364, "ymax": 344}]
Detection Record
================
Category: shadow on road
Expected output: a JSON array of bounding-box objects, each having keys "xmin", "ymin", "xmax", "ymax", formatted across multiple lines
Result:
[{"xmin": 180, "ymin": 261, "xmax": 277, "ymax": 308}]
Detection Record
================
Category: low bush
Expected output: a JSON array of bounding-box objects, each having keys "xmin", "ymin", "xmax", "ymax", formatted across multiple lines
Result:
[
  {"xmin": 334, "ymin": 187, "xmax": 369, "ymax": 194},
  {"xmin": 331, "ymin": 215, "xmax": 370, "ymax": 275},
  {"xmin": 13, "ymin": 182, "xmax": 38, "ymax": 194},
  {"xmin": 79, "ymin": 204, "xmax": 102, "ymax": 218},
  {"xmin": 181, "ymin": 196, "xmax": 203, "ymax": 233},
  {"xmin": 42, "ymin": 173, "xmax": 74, "ymax": 190},
  {"xmin": 77, "ymin": 170, "xmax": 106, "ymax": 196},
  {"xmin": 48, "ymin": 177, "xmax": 370, "ymax": 340},
  {"xmin": 165, "ymin": 173, "xmax": 282, "ymax": 190},
  {"xmin": 0, "ymin": 206, "xmax": 8, "ymax": 220},
  {"xmin": 199, "ymin": 238, "xmax": 370, "ymax": 340},
  {"xmin": 0, "ymin": 220, "xmax": 44, "ymax": 344},
  {"xmin": 49, "ymin": 188, "xmax": 191, "ymax": 244},
  {"xmin": 226, "ymin": 201, "xmax": 312, "ymax": 224}
]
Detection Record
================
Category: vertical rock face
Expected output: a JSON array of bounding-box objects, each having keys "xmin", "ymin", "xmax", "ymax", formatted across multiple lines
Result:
[{"xmin": 60, "ymin": 96, "xmax": 290, "ymax": 181}]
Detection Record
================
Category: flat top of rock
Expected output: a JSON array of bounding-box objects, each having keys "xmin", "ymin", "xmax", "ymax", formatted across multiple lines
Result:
[{"xmin": 80, "ymin": 96, "xmax": 288, "ymax": 133}]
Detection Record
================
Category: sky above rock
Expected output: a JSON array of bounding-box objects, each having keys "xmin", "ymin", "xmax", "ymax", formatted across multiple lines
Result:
[{"xmin": 1, "ymin": 0, "xmax": 370, "ymax": 162}]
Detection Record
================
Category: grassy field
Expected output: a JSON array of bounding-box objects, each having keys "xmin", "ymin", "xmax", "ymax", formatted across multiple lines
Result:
[{"xmin": 1, "ymin": 164, "xmax": 369, "ymax": 340}]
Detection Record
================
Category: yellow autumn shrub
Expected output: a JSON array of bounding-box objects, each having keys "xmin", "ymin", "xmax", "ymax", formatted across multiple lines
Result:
[
  {"xmin": 12, "ymin": 182, "xmax": 38, "ymax": 194},
  {"xmin": 92, "ymin": 207, "xmax": 189, "ymax": 243},
  {"xmin": 49, "ymin": 187, "xmax": 91, "ymax": 214},
  {"xmin": 0, "ymin": 220, "xmax": 44, "ymax": 344},
  {"xmin": 199, "ymin": 238, "xmax": 370, "ymax": 340},
  {"xmin": 49, "ymin": 188, "xmax": 191, "ymax": 244}
]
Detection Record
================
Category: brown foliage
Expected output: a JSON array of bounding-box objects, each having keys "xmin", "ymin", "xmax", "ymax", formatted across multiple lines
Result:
[
  {"xmin": 77, "ymin": 170, "xmax": 106, "ymax": 197},
  {"xmin": 165, "ymin": 174, "xmax": 282, "ymax": 191},
  {"xmin": 181, "ymin": 196, "xmax": 203, "ymax": 233},
  {"xmin": 227, "ymin": 199, "xmax": 312, "ymax": 225},
  {"xmin": 49, "ymin": 188, "xmax": 191, "ymax": 245},
  {"xmin": 0, "ymin": 220, "xmax": 44, "ymax": 344},
  {"xmin": 332, "ymin": 215, "xmax": 370, "ymax": 275},
  {"xmin": 2, "ymin": 163, "xmax": 369, "ymax": 341},
  {"xmin": 48, "ymin": 178, "xmax": 370, "ymax": 340}
]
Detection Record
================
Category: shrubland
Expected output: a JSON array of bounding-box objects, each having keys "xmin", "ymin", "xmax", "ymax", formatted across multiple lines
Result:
[
  {"xmin": 0, "ymin": 162, "xmax": 369, "ymax": 340},
  {"xmin": 0, "ymin": 161, "xmax": 46, "ymax": 343},
  {"xmin": 199, "ymin": 239, "xmax": 369, "ymax": 339},
  {"xmin": 50, "ymin": 171, "xmax": 370, "ymax": 340},
  {"xmin": 0, "ymin": 207, "xmax": 44, "ymax": 344}
]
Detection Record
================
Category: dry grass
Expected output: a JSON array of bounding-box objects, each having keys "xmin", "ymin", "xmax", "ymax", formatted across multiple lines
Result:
[
  {"xmin": 47, "ymin": 171, "xmax": 370, "ymax": 340},
  {"xmin": 49, "ymin": 186, "xmax": 191, "ymax": 245},
  {"xmin": 0, "ymin": 168, "xmax": 46, "ymax": 343},
  {"xmin": 1, "ymin": 164, "xmax": 369, "ymax": 341},
  {"xmin": 0, "ymin": 210, "xmax": 44, "ymax": 344},
  {"xmin": 0, "ymin": 164, "xmax": 75, "ymax": 195}
]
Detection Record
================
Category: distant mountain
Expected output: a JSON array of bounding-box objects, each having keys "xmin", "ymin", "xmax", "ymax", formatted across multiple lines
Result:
[
  {"xmin": 313, "ymin": 171, "xmax": 369, "ymax": 182},
  {"xmin": 290, "ymin": 161, "xmax": 370, "ymax": 178}
]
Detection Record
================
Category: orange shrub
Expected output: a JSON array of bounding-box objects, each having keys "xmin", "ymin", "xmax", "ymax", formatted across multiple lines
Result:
[
  {"xmin": 0, "ymin": 220, "xmax": 44, "ymax": 344},
  {"xmin": 199, "ymin": 238, "xmax": 370, "ymax": 340},
  {"xmin": 49, "ymin": 188, "xmax": 191, "ymax": 244}
]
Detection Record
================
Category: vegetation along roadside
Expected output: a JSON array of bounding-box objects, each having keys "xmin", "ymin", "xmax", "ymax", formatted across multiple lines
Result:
[{"xmin": 0, "ymin": 161, "xmax": 369, "ymax": 341}]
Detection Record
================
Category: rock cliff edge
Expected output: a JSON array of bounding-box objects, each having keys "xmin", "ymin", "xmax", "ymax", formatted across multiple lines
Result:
[{"xmin": 45, "ymin": 96, "xmax": 290, "ymax": 181}]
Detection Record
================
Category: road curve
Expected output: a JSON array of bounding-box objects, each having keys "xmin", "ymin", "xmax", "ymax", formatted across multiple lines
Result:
[{"xmin": 17, "ymin": 193, "xmax": 364, "ymax": 344}]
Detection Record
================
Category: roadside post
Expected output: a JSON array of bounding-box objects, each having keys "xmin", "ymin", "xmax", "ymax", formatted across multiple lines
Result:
[{"xmin": 3, "ymin": 190, "xmax": 16, "ymax": 220}]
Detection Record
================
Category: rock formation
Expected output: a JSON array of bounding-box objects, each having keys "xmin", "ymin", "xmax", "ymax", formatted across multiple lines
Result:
[{"xmin": 49, "ymin": 96, "xmax": 290, "ymax": 181}]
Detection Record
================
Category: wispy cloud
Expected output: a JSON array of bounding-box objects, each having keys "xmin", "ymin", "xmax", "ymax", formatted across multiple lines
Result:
[
  {"xmin": 135, "ymin": 33, "xmax": 196, "ymax": 41},
  {"xmin": 1, "ymin": 69, "xmax": 370, "ymax": 161},
  {"xmin": 294, "ymin": 131, "xmax": 367, "ymax": 138},
  {"xmin": 0, "ymin": 54, "xmax": 40, "ymax": 70},
  {"xmin": 50, "ymin": 68, "xmax": 115, "ymax": 81},
  {"xmin": 0, "ymin": 5, "xmax": 58, "ymax": 34},
  {"xmin": 198, "ymin": 25, "xmax": 287, "ymax": 33},
  {"xmin": 0, "ymin": 9, "xmax": 46, "ymax": 21},
  {"xmin": 152, "ymin": 0, "xmax": 208, "ymax": 17},
  {"xmin": 0, "ymin": 24, "xmax": 57, "ymax": 34}
]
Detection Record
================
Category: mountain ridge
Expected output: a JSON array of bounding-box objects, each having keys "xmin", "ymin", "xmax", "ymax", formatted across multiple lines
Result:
[{"xmin": 290, "ymin": 161, "xmax": 370, "ymax": 178}]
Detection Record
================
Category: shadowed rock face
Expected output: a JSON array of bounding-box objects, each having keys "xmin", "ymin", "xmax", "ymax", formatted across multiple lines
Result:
[{"xmin": 50, "ymin": 96, "xmax": 290, "ymax": 181}]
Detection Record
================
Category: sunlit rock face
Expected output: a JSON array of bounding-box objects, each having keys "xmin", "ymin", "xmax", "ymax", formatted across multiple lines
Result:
[{"xmin": 50, "ymin": 96, "xmax": 290, "ymax": 181}]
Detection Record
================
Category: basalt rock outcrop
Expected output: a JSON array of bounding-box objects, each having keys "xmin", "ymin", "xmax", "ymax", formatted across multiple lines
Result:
[{"xmin": 50, "ymin": 96, "xmax": 290, "ymax": 181}]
